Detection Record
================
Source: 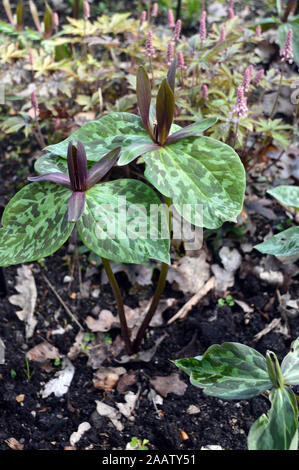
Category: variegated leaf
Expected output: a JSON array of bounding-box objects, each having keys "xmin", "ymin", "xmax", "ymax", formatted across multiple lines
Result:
[
  {"xmin": 254, "ymin": 226, "xmax": 299, "ymax": 257},
  {"xmin": 174, "ymin": 342, "xmax": 272, "ymax": 400},
  {"xmin": 281, "ymin": 337, "xmax": 299, "ymax": 386},
  {"xmin": 77, "ymin": 179, "xmax": 170, "ymax": 265},
  {"xmin": 143, "ymin": 137, "xmax": 245, "ymax": 229},
  {"xmin": 45, "ymin": 113, "xmax": 150, "ymax": 162},
  {"xmin": 0, "ymin": 183, "xmax": 73, "ymax": 267},
  {"xmin": 35, "ymin": 153, "xmax": 68, "ymax": 175},
  {"xmin": 267, "ymin": 185, "xmax": 299, "ymax": 210},
  {"xmin": 248, "ymin": 387, "xmax": 298, "ymax": 450}
]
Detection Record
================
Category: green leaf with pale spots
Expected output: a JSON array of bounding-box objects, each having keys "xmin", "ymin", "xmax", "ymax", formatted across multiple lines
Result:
[
  {"xmin": 174, "ymin": 342, "xmax": 272, "ymax": 400},
  {"xmin": 248, "ymin": 387, "xmax": 298, "ymax": 450},
  {"xmin": 267, "ymin": 185, "xmax": 299, "ymax": 211},
  {"xmin": 45, "ymin": 113, "xmax": 151, "ymax": 163},
  {"xmin": 34, "ymin": 153, "xmax": 68, "ymax": 175},
  {"xmin": 281, "ymin": 338, "xmax": 299, "ymax": 386},
  {"xmin": 0, "ymin": 182, "xmax": 73, "ymax": 267},
  {"xmin": 77, "ymin": 179, "xmax": 170, "ymax": 265},
  {"xmin": 143, "ymin": 136, "xmax": 245, "ymax": 229},
  {"xmin": 254, "ymin": 226, "xmax": 299, "ymax": 257}
]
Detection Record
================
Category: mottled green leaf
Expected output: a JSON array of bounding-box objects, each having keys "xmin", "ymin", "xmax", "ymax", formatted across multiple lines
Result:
[
  {"xmin": 35, "ymin": 153, "xmax": 68, "ymax": 175},
  {"xmin": 45, "ymin": 113, "xmax": 150, "ymax": 163},
  {"xmin": 165, "ymin": 117, "xmax": 217, "ymax": 145},
  {"xmin": 77, "ymin": 179, "xmax": 170, "ymax": 265},
  {"xmin": 143, "ymin": 137, "xmax": 245, "ymax": 229},
  {"xmin": 0, "ymin": 182, "xmax": 73, "ymax": 267},
  {"xmin": 281, "ymin": 337, "xmax": 299, "ymax": 386},
  {"xmin": 248, "ymin": 387, "xmax": 298, "ymax": 450},
  {"xmin": 174, "ymin": 342, "xmax": 272, "ymax": 400},
  {"xmin": 267, "ymin": 185, "xmax": 299, "ymax": 210},
  {"xmin": 254, "ymin": 226, "xmax": 299, "ymax": 257}
]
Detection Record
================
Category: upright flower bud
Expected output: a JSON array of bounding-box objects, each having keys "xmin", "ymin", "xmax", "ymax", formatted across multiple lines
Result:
[
  {"xmin": 29, "ymin": 48, "xmax": 34, "ymax": 66},
  {"xmin": 242, "ymin": 66, "xmax": 253, "ymax": 93},
  {"xmin": 218, "ymin": 25, "xmax": 226, "ymax": 44},
  {"xmin": 140, "ymin": 10, "xmax": 147, "ymax": 25},
  {"xmin": 202, "ymin": 84, "xmax": 208, "ymax": 101},
  {"xmin": 200, "ymin": 10, "xmax": 207, "ymax": 42},
  {"xmin": 253, "ymin": 69, "xmax": 264, "ymax": 86},
  {"xmin": 232, "ymin": 85, "xmax": 248, "ymax": 118},
  {"xmin": 280, "ymin": 29, "xmax": 294, "ymax": 64},
  {"xmin": 168, "ymin": 9, "xmax": 175, "ymax": 27},
  {"xmin": 31, "ymin": 91, "xmax": 39, "ymax": 115},
  {"xmin": 256, "ymin": 24, "xmax": 262, "ymax": 37},
  {"xmin": 228, "ymin": 6, "xmax": 234, "ymax": 19},
  {"xmin": 173, "ymin": 19, "xmax": 182, "ymax": 41},
  {"xmin": 177, "ymin": 51, "xmax": 187, "ymax": 70},
  {"xmin": 53, "ymin": 12, "xmax": 59, "ymax": 27},
  {"xmin": 152, "ymin": 3, "xmax": 158, "ymax": 17},
  {"xmin": 145, "ymin": 29, "xmax": 155, "ymax": 57},
  {"xmin": 83, "ymin": 1, "xmax": 90, "ymax": 21}
]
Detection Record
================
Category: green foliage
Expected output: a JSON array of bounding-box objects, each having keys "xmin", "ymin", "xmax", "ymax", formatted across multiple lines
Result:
[
  {"xmin": 174, "ymin": 338, "xmax": 299, "ymax": 450},
  {"xmin": 217, "ymin": 294, "xmax": 235, "ymax": 307}
]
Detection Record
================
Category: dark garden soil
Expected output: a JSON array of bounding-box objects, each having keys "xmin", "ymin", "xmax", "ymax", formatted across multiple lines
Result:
[{"xmin": 0, "ymin": 138, "xmax": 298, "ymax": 451}]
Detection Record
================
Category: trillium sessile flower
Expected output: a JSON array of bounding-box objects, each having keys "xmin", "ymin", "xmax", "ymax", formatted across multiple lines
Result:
[{"xmin": 28, "ymin": 140, "xmax": 121, "ymax": 222}]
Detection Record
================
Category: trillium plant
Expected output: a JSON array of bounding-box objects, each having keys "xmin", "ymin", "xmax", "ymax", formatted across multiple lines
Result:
[
  {"xmin": 0, "ymin": 58, "xmax": 245, "ymax": 355},
  {"xmin": 174, "ymin": 338, "xmax": 299, "ymax": 450}
]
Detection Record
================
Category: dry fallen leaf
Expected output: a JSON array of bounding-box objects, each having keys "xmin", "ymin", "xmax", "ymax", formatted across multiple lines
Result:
[
  {"xmin": 212, "ymin": 246, "xmax": 242, "ymax": 294},
  {"xmin": 95, "ymin": 400, "xmax": 124, "ymax": 431},
  {"xmin": 9, "ymin": 265, "xmax": 37, "ymax": 339},
  {"xmin": 5, "ymin": 437, "xmax": 24, "ymax": 450},
  {"xmin": 26, "ymin": 341, "xmax": 59, "ymax": 363},
  {"xmin": 167, "ymin": 253, "xmax": 210, "ymax": 294},
  {"xmin": 150, "ymin": 373, "xmax": 187, "ymax": 398},
  {"xmin": 116, "ymin": 391, "xmax": 138, "ymax": 420},
  {"xmin": 0, "ymin": 337, "xmax": 5, "ymax": 365},
  {"xmin": 69, "ymin": 422, "xmax": 91, "ymax": 447},
  {"xmin": 42, "ymin": 358, "xmax": 75, "ymax": 398},
  {"xmin": 93, "ymin": 366, "xmax": 126, "ymax": 392},
  {"xmin": 117, "ymin": 373, "xmax": 137, "ymax": 394}
]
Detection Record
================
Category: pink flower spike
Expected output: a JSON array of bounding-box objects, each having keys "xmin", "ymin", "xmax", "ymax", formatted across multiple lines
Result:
[
  {"xmin": 173, "ymin": 19, "xmax": 182, "ymax": 41},
  {"xmin": 168, "ymin": 9, "xmax": 175, "ymax": 27},
  {"xmin": 29, "ymin": 48, "xmax": 34, "ymax": 66},
  {"xmin": 253, "ymin": 69, "xmax": 264, "ymax": 86},
  {"xmin": 200, "ymin": 10, "xmax": 207, "ymax": 42},
  {"xmin": 83, "ymin": 1, "xmax": 90, "ymax": 21},
  {"xmin": 145, "ymin": 29, "xmax": 155, "ymax": 57},
  {"xmin": 256, "ymin": 24, "xmax": 262, "ymax": 37},
  {"xmin": 232, "ymin": 85, "xmax": 248, "ymax": 118},
  {"xmin": 53, "ymin": 12, "xmax": 59, "ymax": 27},
  {"xmin": 229, "ymin": 0, "xmax": 234, "ymax": 7},
  {"xmin": 202, "ymin": 84, "xmax": 208, "ymax": 100},
  {"xmin": 228, "ymin": 6, "xmax": 234, "ymax": 19},
  {"xmin": 218, "ymin": 25, "xmax": 226, "ymax": 44},
  {"xmin": 152, "ymin": 3, "xmax": 158, "ymax": 17},
  {"xmin": 280, "ymin": 28, "xmax": 294, "ymax": 64},
  {"xmin": 140, "ymin": 10, "xmax": 147, "ymax": 25},
  {"xmin": 177, "ymin": 51, "xmax": 187, "ymax": 70},
  {"xmin": 31, "ymin": 91, "xmax": 39, "ymax": 115},
  {"xmin": 166, "ymin": 41, "xmax": 174, "ymax": 66},
  {"xmin": 242, "ymin": 66, "xmax": 253, "ymax": 93}
]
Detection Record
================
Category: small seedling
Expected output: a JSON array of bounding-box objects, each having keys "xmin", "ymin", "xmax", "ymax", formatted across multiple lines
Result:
[
  {"xmin": 10, "ymin": 369, "xmax": 17, "ymax": 379},
  {"xmin": 24, "ymin": 356, "xmax": 34, "ymax": 381},
  {"xmin": 128, "ymin": 437, "xmax": 150, "ymax": 450},
  {"xmin": 217, "ymin": 294, "xmax": 235, "ymax": 307},
  {"xmin": 81, "ymin": 332, "xmax": 95, "ymax": 355},
  {"xmin": 174, "ymin": 337, "xmax": 299, "ymax": 450}
]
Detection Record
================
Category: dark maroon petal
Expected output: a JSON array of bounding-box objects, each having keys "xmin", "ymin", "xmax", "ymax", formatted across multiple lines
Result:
[
  {"xmin": 67, "ymin": 139, "xmax": 75, "ymax": 190},
  {"xmin": 136, "ymin": 66, "xmax": 154, "ymax": 140},
  {"xmin": 86, "ymin": 147, "xmax": 121, "ymax": 189},
  {"xmin": 28, "ymin": 172, "xmax": 72, "ymax": 189},
  {"xmin": 68, "ymin": 192, "xmax": 86, "ymax": 222},
  {"xmin": 156, "ymin": 78, "xmax": 175, "ymax": 145},
  {"xmin": 76, "ymin": 139, "xmax": 88, "ymax": 191}
]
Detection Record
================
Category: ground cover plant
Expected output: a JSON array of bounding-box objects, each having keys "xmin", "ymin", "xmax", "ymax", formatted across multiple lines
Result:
[{"xmin": 0, "ymin": 0, "xmax": 298, "ymax": 452}]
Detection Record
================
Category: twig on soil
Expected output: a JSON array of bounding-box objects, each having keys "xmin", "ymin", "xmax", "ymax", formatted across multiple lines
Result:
[
  {"xmin": 40, "ymin": 271, "xmax": 84, "ymax": 331},
  {"xmin": 167, "ymin": 276, "xmax": 215, "ymax": 325},
  {"xmin": 252, "ymin": 317, "xmax": 283, "ymax": 343}
]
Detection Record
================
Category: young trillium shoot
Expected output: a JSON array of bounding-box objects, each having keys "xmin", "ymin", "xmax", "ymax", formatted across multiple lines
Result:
[
  {"xmin": 174, "ymin": 338, "xmax": 299, "ymax": 450},
  {"xmin": 44, "ymin": 60, "xmax": 246, "ymax": 230},
  {"xmin": 0, "ymin": 141, "xmax": 170, "ymax": 267}
]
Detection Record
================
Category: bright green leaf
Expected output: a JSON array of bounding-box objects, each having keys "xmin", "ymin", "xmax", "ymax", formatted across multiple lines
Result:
[
  {"xmin": 267, "ymin": 185, "xmax": 299, "ymax": 210},
  {"xmin": 254, "ymin": 226, "xmax": 299, "ymax": 257},
  {"xmin": 281, "ymin": 338, "xmax": 299, "ymax": 386}
]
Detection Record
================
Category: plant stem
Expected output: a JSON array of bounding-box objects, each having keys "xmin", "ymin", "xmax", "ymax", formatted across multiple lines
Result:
[
  {"xmin": 270, "ymin": 63, "xmax": 285, "ymax": 120},
  {"xmin": 0, "ymin": 268, "xmax": 7, "ymax": 297},
  {"xmin": 132, "ymin": 197, "xmax": 172, "ymax": 353},
  {"xmin": 73, "ymin": 0, "xmax": 80, "ymax": 19},
  {"xmin": 101, "ymin": 257, "xmax": 133, "ymax": 355}
]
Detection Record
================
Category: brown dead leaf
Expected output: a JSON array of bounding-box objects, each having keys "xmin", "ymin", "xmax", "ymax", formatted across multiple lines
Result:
[
  {"xmin": 16, "ymin": 394, "xmax": 25, "ymax": 403},
  {"xmin": 150, "ymin": 373, "xmax": 187, "ymax": 398},
  {"xmin": 85, "ymin": 310, "xmax": 116, "ymax": 332},
  {"xmin": 26, "ymin": 341, "xmax": 59, "ymax": 363},
  {"xmin": 5, "ymin": 437, "xmax": 24, "ymax": 450},
  {"xmin": 117, "ymin": 372, "xmax": 137, "ymax": 394},
  {"xmin": 93, "ymin": 366, "xmax": 126, "ymax": 392},
  {"xmin": 167, "ymin": 253, "xmax": 210, "ymax": 294}
]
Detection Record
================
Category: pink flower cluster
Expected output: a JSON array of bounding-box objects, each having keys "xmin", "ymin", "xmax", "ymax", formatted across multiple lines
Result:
[
  {"xmin": 280, "ymin": 29, "xmax": 294, "ymax": 64},
  {"xmin": 232, "ymin": 85, "xmax": 248, "ymax": 119}
]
